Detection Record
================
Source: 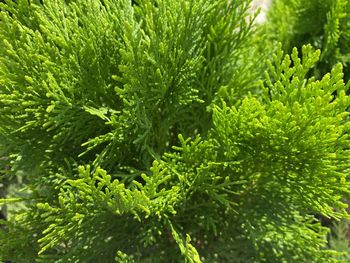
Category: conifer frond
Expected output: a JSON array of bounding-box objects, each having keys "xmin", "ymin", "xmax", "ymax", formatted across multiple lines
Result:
[
  {"xmin": 1, "ymin": 0, "xmax": 350, "ymax": 262},
  {"xmin": 266, "ymin": 0, "xmax": 350, "ymax": 80}
]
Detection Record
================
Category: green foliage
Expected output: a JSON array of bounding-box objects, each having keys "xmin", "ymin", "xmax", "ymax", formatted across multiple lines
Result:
[
  {"xmin": 329, "ymin": 220, "xmax": 350, "ymax": 261},
  {"xmin": 266, "ymin": 0, "xmax": 350, "ymax": 80},
  {"xmin": 0, "ymin": 0, "xmax": 258, "ymax": 180},
  {"xmin": 1, "ymin": 0, "xmax": 350, "ymax": 262}
]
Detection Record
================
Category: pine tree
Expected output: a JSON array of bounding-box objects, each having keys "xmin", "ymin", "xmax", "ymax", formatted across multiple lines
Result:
[{"xmin": 0, "ymin": 0, "xmax": 350, "ymax": 262}]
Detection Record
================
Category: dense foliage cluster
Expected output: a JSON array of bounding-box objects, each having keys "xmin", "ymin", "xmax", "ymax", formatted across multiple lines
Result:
[
  {"xmin": 0, "ymin": 0, "xmax": 350, "ymax": 262},
  {"xmin": 265, "ymin": 0, "xmax": 350, "ymax": 80}
]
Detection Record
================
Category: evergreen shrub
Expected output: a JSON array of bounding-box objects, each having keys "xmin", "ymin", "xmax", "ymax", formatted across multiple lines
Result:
[{"xmin": 0, "ymin": 0, "xmax": 350, "ymax": 262}]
